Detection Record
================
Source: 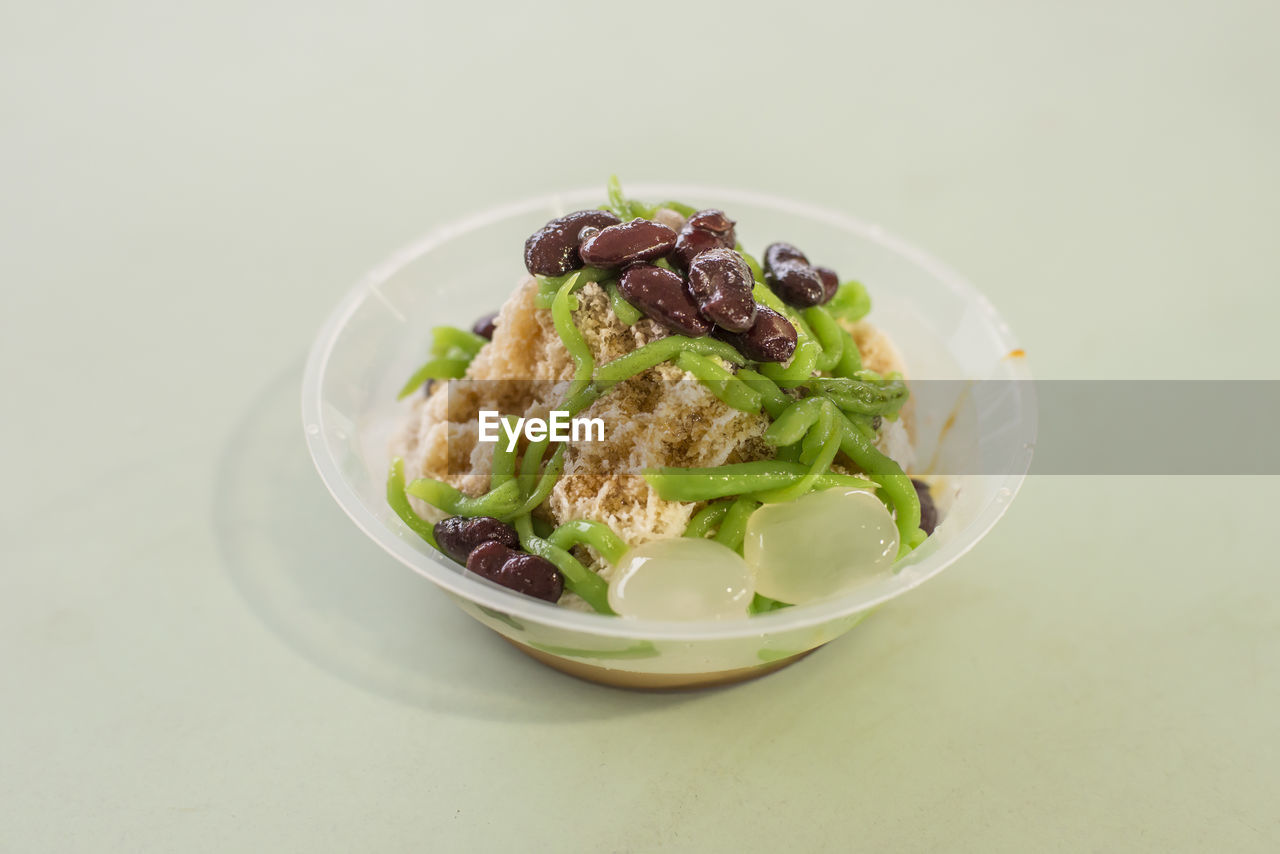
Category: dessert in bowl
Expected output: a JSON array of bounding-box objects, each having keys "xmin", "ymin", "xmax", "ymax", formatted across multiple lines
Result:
[{"xmin": 302, "ymin": 180, "xmax": 1035, "ymax": 688}]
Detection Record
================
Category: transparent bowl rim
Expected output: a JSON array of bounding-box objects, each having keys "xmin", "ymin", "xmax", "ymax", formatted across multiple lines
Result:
[{"xmin": 302, "ymin": 184, "xmax": 1036, "ymax": 641}]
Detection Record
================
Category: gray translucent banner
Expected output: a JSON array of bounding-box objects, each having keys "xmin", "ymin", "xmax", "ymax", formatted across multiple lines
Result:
[{"xmin": 420, "ymin": 379, "xmax": 1280, "ymax": 475}]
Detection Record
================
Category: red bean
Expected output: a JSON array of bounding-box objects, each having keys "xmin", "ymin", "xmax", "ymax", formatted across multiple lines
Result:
[
  {"xmin": 764, "ymin": 242, "xmax": 808, "ymax": 269},
  {"xmin": 524, "ymin": 210, "xmax": 622, "ymax": 276},
  {"xmin": 714, "ymin": 305, "xmax": 797, "ymax": 362},
  {"xmin": 579, "ymin": 219, "xmax": 678, "ymax": 268},
  {"xmin": 762, "ymin": 242, "xmax": 825, "ymax": 306},
  {"xmin": 687, "ymin": 248, "xmax": 757, "ymax": 333},
  {"xmin": 686, "ymin": 209, "xmax": 737, "ymax": 244},
  {"xmin": 466, "ymin": 541, "xmax": 564, "ymax": 603},
  {"xmin": 672, "ymin": 224, "xmax": 730, "ymax": 270},
  {"xmin": 814, "ymin": 266, "xmax": 839, "ymax": 304},
  {"xmin": 434, "ymin": 515, "xmax": 520, "ymax": 564},
  {"xmin": 472, "ymin": 311, "xmax": 498, "ymax": 340},
  {"xmin": 618, "ymin": 264, "xmax": 712, "ymax": 336},
  {"xmin": 911, "ymin": 479, "xmax": 939, "ymax": 535},
  {"xmin": 765, "ymin": 259, "xmax": 825, "ymax": 307}
]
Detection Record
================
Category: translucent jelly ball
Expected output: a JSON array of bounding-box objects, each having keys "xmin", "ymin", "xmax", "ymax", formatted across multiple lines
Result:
[
  {"xmin": 744, "ymin": 488, "xmax": 899, "ymax": 605},
  {"xmin": 609, "ymin": 538, "xmax": 754, "ymax": 620}
]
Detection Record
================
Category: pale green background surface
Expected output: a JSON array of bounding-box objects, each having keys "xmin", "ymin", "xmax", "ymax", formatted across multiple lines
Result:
[{"xmin": 3, "ymin": 1, "xmax": 1278, "ymax": 851}]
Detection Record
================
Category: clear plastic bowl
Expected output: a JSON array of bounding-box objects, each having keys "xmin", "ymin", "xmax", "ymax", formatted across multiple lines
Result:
[{"xmin": 302, "ymin": 185, "xmax": 1035, "ymax": 687}]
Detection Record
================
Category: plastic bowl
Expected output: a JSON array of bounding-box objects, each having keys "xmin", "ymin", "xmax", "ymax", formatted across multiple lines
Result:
[{"xmin": 302, "ymin": 185, "xmax": 1035, "ymax": 688}]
